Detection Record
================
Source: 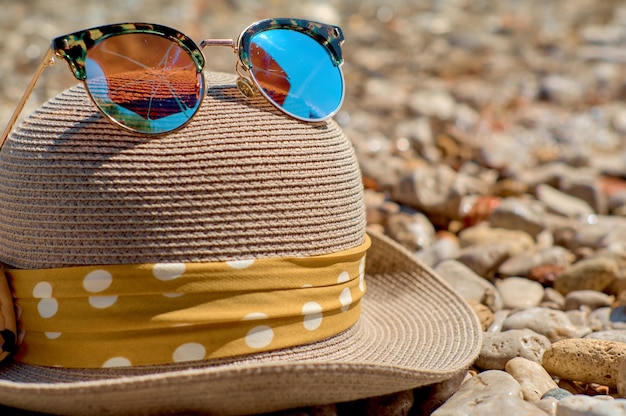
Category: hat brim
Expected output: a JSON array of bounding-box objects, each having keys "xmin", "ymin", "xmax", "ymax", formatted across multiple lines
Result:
[{"xmin": 0, "ymin": 230, "xmax": 481, "ymax": 415}]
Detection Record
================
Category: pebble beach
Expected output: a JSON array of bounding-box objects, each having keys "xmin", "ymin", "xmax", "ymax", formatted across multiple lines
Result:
[{"xmin": 2, "ymin": 0, "xmax": 626, "ymax": 415}]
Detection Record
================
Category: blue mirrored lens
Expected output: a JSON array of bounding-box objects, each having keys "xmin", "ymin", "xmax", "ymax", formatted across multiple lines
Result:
[
  {"xmin": 247, "ymin": 29, "xmax": 343, "ymax": 121},
  {"xmin": 84, "ymin": 33, "xmax": 204, "ymax": 134}
]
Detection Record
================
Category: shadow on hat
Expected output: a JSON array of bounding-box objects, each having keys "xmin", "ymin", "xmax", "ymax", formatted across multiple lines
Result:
[{"xmin": 0, "ymin": 72, "xmax": 481, "ymax": 415}]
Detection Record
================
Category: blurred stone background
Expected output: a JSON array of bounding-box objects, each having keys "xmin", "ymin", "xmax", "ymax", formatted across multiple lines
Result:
[
  {"xmin": 2, "ymin": 0, "xmax": 625, "ymax": 162},
  {"xmin": 3, "ymin": 1, "xmax": 626, "ymax": 414}
]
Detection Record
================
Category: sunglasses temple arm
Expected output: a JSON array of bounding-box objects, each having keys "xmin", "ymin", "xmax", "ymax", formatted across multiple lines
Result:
[{"xmin": 0, "ymin": 48, "xmax": 56, "ymax": 150}]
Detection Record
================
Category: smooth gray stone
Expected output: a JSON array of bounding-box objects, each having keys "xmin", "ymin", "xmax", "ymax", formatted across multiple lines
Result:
[
  {"xmin": 557, "ymin": 395, "xmax": 626, "ymax": 416},
  {"xmin": 542, "ymin": 388, "xmax": 573, "ymax": 401}
]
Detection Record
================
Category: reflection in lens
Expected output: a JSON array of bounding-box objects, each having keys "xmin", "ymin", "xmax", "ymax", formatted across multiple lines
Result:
[
  {"xmin": 248, "ymin": 30, "xmax": 343, "ymax": 121},
  {"xmin": 84, "ymin": 33, "xmax": 203, "ymax": 134}
]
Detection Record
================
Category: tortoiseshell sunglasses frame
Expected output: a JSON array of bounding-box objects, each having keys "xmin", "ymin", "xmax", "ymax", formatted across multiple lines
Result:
[{"xmin": 0, "ymin": 18, "xmax": 345, "ymax": 147}]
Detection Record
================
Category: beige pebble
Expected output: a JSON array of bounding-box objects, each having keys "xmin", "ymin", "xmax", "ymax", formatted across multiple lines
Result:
[
  {"xmin": 502, "ymin": 307, "xmax": 579, "ymax": 342},
  {"xmin": 542, "ymin": 338, "xmax": 626, "ymax": 388},
  {"xmin": 541, "ymin": 288, "xmax": 566, "ymax": 310},
  {"xmin": 458, "ymin": 224, "xmax": 535, "ymax": 257},
  {"xmin": 431, "ymin": 370, "xmax": 535, "ymax": 416},
  {"xmin": 476, "ymin": 329, "xmax": 551, "ymax": 370},
  {"xmin": 497, "ymin": 277, "xmax": 545, "ymax": 309},
  {"xmin": 554, "ymin": 257, "xmax": 618, "ymax": 296},
  {"xmin": 505, "ymin": 357, "xmax": 558, "ymax": 401},
  {"xmin": 564, "ymin": 290, "xmax": 614, "ymax": 311},
  {"xmin": 533, "ymin": 397, "xmax": 558, "ymax": 416},
  {"xmin": 618, "ymin": 357, "xmax": 626, "ymax": 398},
  {"xmin": 466, "ymin": 300, "xmax": 495, "ymax": 330},
  {"xmin": 557, "ymin": 395, "xmax": 626, "ymax": 415}
]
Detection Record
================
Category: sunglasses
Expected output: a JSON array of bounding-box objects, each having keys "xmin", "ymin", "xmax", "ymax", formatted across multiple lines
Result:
[{"xmin": 0, "ymin": 18, "xmax": 345, "ymax": 145}]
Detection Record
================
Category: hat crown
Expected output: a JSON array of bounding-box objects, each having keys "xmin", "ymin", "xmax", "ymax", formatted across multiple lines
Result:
[{"xmin": 0, "ymin": 72, "xmax": 365, "ymax": 268}]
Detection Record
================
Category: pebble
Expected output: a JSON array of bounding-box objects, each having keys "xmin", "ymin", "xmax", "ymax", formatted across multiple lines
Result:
[
  {"xmin": 497, "ymin": 277, "xmax": 546, "ymax": 310},
  {"xmin": 458, "ymin": 224, "xmax": 535, "ymax": 258},
  {"xmin": 5, "ymin": 1, "xmax": 626, "ymax": 416},
  {"xmin": 455, "ymin": 243, "xmax": 510, "ymax": 280},
  {"xmin": 384, "ymin": 211, "xmax": 436, "ymax": 252},
  {"xmin": 553, "ymin": 258, "xmax": 619, "ymax": 296},
  {"xmin": 534, "ymin": 397, "xmax": 559, "ymax": 416},
  {"xmin": 564, "ymin": 308, "xmax": 592, "ymax": 330},
  {"xmin": 466, "ymin": 300, "xmax": 495, "ymax": 331},
  {"xmin": 564, "ymin": 291, "xmax": 614, "ymax": 311},
  {"xmin": 588, "ymin": 307, "xmax": 626, "ymax": 330},
  {"xmin": 414, "ymin": 232, "xmax": 460, "ymax": 267},
  {"xmin": 487, "ymin": 309, "xmax": 511, "ymax": 333},
  {"xmin": 618, "ymin": 358, "xmax": 626, "ymax": 398},
  {"xmin": 542, "ymin": 288, "xmax": 567, "ymax": 310},
  {"xmin": 540, "ymin": 75, "xmax": 585, "ymax": 107},
  {"xmin": 502, "ymin": 307, "xmax": 580, "ymax": 342},
  {"xmin": 478, "ymin": 133, "xmax": 536, "ymax": 173},
  {"xmin": 542, "ymin": 339, "xmax": 626, "ymax": 388},
  {"xmin": 392, "ymin": 165, "xmax": 461, "ymax": 221},
  {"xmin": 557, "ymin": 395, "xmax": 626, "ymax": 416},
  {"xmin": 488, "ymin": 197, "xmax": 547, "ymax": 238},
  {"xmin": 560, "ymin": 177, "xmax": 607, "ymax": 216},
  {"xmin": 476, "ymin": 329, "xmax": 551, "ymax": 370},
  {"xmin": 434, "ymin": 259, "xmax": 503, "ymax": 311},
  {"xmin": 535, "ymin": 184, "xmax": 595, "ymax": 218},
  {"xmin": 505, "ymin": 357, "xmax": 559, "ymax": 401},
  {"xmin": 498, "ymin": 246, "xmax": 575, "ymax": 278},
  {"xmin": 543, "ymin": 388, "xmax": 574, "ymax": 401},
  {"xmin": 585, "ymin": 329, "xmax": 626, "ymax": 343},
  {"xmin": 431, "ymin": 370, "xmax": 545, "ymax": 416},
  {"xmin": 408, "ymin": 89, "xmax": 456, "ymax": 120}
]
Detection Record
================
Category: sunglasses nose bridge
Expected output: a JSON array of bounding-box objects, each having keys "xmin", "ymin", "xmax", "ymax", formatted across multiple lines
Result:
[
  {"xmin": 199, "ymin": 38, "xmax": 257, "ymax": 100},
  {"xmin": 199, "ymin": 38, "xmax": 236, "ymax": 51}
]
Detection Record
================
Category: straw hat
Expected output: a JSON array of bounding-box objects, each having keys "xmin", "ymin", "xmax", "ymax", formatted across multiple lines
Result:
[{"xmin": 0, "ymin": 72, "xmax": 481, "ymax": 415}]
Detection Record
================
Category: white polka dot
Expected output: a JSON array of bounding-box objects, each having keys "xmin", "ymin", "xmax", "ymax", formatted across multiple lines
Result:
[
  {"xmin": 243, "ymin": 312, "xmax": 268, "ymax": 321},
  {"xmin": 302, "ymin": 302, "xmax": 323, "ymax": 331},
  {"xmin": 33, "ymin": 281, "xmax": 53, "ymax": 298},
  {"xmin": 173, "ymin": 342, "xmax": 206, "ymax": 362},
  {"xmin": 340, "ymin": 288, "xmax": 352, "ymax": 312},
  {"xmin": 153, "ymin": 263, "xmax": 186, "ymax": 281},
  {"xmin": 45, "ymin": 332, "xmax": 62, "ymax": 339},
  {"xmin": 337, "ymin": 271, "xmax": 350, "ymax": 283},
  {"xmin": 83, "ymin": 269, "xmax": 113, "ymax": 293},
  {"xmin": 245, "ymin": 325, "xmax": 274, "ymax": 349},
  {"xmin": 102, "ymin": 357, "xmax": 132, "ymax": 368},
  {"xmin": 226, "ymin": 259, "xmax": 255, "ymax": 269},
  {"xmin": 88, "ymin": 295, "xmax": 118, "ymax": 309},
  {"xmin": 38, "ymin": 298, "xmax": 58, "ymax": 318},
  {"xmin": 359, "ymin": 257, "xmax": 366, "ymax": 292}
]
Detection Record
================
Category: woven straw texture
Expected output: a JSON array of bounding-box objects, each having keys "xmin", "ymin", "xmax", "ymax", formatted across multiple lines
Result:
[
  {"xmin": 0, "ymin": 73, "xmax": 481, "ymax": 415},
  {"xmin": 0, "ymin": 72, "xmax": 365, "ymax": 268}
]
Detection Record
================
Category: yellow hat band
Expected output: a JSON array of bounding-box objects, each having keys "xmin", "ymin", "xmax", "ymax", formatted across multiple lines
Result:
[{"xmin": 8, "ymin": 236, "xmax": 370, "ymax": 368}]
